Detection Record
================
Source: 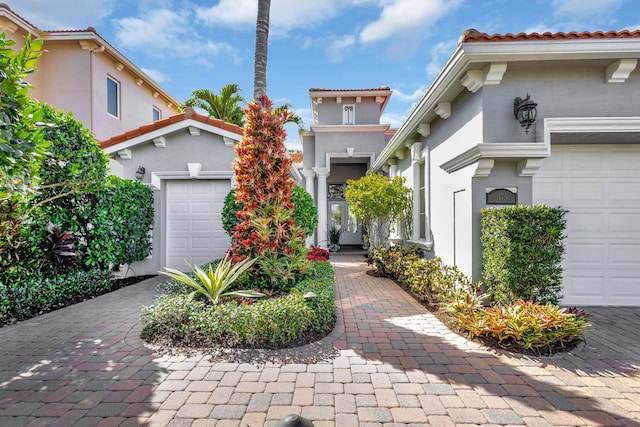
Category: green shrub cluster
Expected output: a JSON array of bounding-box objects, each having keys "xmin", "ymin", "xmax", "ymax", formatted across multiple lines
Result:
[
  {"xmin": 446, "ymin": 299, "xmax": 590, "ymax": 350},
  {"xmin": 0, "ymin": 269, "xmax": 114, "ymax": 324},
  {"xmin": 367, "ymin": 246, "xmax": 474, "ymax": 304},
  {"xmin": 141, "ymin": 261, "xmax": 335, "ymax": 348},
  {"xmin": 369, "ymin": 245, "xmax": 589, "ymax": 353},
  {"xmin": 481, "ymin": 205, "xmax": 567, "ymax": 305}
]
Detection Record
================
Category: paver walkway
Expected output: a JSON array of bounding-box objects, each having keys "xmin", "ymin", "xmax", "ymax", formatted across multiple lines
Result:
[{"xmin": 0, "ymin": 254, "xmax": 639, "ymax": 426}]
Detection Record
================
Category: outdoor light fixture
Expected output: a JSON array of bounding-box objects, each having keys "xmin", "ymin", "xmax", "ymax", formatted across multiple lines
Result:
[
  {"xmin": 135, "ymin": 166, "xmax": 146, "ymax": 181},
  {"xmin": 513, "ymin": 94, "xmax": 537, "ymax": 134}
]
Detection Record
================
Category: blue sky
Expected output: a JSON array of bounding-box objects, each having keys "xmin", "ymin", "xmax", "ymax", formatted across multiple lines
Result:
[{"xmin": 11, "ymin": 0, "xmax": 640, "ymax": 149}]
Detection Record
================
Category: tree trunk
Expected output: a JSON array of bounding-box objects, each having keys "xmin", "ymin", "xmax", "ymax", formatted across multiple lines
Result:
[{"xmin": 253, "ymin": 0, "xmax": 271, "ymax": 103}]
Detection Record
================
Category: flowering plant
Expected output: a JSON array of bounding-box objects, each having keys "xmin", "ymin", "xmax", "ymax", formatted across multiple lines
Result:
[{"xmin": 307, "ymin": 246, "xmax": 329, "ymax": 261}]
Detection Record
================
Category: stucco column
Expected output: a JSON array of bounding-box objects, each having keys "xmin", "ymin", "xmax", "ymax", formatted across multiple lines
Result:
[
  {"xmin": 313, "ymin": 167, "xmax": 329, "ymax": 248},
  {"xmin": 301, "ymin": 169, "xmax": 316, "ymax": 246}
]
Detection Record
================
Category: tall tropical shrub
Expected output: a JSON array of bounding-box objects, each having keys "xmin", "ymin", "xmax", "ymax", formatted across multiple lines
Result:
[
  {"xmin": 229, "ymin": 96, "xmax": 308, "ymax": 291},
  {"xmin": 481, "ymin": 205, "xmax": 567, "ymax": 305},
  {"xmin": 222, "ymin": 185, "xmax": 317, "ymax": 237},
  {"xmin": 345, "ymin": 173, "xmax": 412, "ymax": 250}
]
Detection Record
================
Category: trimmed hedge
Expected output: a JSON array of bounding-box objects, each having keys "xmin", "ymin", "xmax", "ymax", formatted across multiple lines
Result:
[
  {"xmin": 141, "ymin": 261, "xmax": 335, "ymax": 348},
  {"xmin": 481, "ymin": 205, "xmax": 567, "ymax": 305},
  {"xmin": 0, "ymin": 269, "xmax": 114, "ymax": 325}
]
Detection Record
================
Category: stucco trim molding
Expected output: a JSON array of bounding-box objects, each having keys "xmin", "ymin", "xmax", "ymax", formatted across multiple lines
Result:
[
  {"xmin": 440, "ymin": 142, "xmax": 548, "ymax": 174},
  {"xmin": 150, "ymin": 170, "xmax": 233, "ymax": 190},
  {"xmin": 543, "ymin": 116, "xmax": 640, "ymax": 144},
  {"xmin": 325, "ymin": 151, "xmax": 376, "ymax": 174}
]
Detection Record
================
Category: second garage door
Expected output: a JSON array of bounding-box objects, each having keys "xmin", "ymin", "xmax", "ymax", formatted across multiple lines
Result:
[
  {"xmin": 166, "ymin": 180, "xmax": 231, "ymax": 270},
  {"xmin": 533, "ymin": 144, "xmax": 640, "ymax": 306}
]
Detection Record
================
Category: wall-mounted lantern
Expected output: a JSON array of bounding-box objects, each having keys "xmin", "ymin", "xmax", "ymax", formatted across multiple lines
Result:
[
  {"xmin": 513, "ymin": 94, "xmax": 537, "ymax": 134},
  {"xmin": 135, "ymin": 166, "xmax": 146, "ymax": 181}
]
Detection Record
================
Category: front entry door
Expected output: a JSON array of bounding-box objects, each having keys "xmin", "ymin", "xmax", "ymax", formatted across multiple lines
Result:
[{"xmin": 328, "ymin": 200, "xmax": 362, "ymax": 245}]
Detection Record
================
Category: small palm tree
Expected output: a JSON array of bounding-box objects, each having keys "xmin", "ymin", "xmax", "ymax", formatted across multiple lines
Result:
[
  {"xmin": 184, "ymin": 84, "xmax": 246, "ymax": 126},
  {"xmin": 160, "ymin": 254, "xmax": 263, "ymax": 305}
]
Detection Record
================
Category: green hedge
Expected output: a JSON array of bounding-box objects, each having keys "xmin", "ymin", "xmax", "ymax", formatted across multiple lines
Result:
[
  {"xmin": 481, "ymin": 205, "xmax": 567, "ymax": 306},
  {"xmin": 0, "ymin": 269, "xmax": 114, "ymax": 325},
  {"xmin": 141, "ymin": 261, "xmax": 335, "ymax": 348}
]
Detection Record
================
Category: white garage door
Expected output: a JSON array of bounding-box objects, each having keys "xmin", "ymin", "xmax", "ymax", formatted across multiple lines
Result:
[
  {"xmin": 533, "ymin": 144, "xmax": 640, "ymax": 306},
  {"xmin": 166, "ymin": 180, "xmax": 231, "ymax": 270}
]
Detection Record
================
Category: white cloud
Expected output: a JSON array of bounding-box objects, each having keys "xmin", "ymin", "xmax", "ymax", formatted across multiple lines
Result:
[
  {"xmin": 12, "ymin": 0, "xmax": 116, "ymax": 30},
  {"xmin": 141, "ymin": 68, "xmax": 169, "ymax": 84},
  {"xmin": 359, "ymin": 0, "xmax": 463, "ymax": 44},
  {"xmin": 425, "ymin": 39, "xmax": 456, "ymax": 77},
  {"xmin": 380, "ymin": 111, "xmax": 407, "ymax": 128},
  {"xmin": 113, "ymin": 9, "xmax": 231, "ymax": 60},
  {"xmin": 552, "ymin": 0, "xmax": 623, "ymax": 21},
  {"xmin": 391, "ymin": 85, "xmax": 428, "ymax": 103},
  {"xmin": 325, "ymin": 35, "xmax": 356, "ymax": 63},
  {"xmin": 196, "ymin": 0, "xmax": 344, "ymax": 38}
]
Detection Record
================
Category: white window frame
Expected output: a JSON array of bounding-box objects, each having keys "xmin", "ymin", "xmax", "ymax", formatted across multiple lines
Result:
[
  {"xmin": 342, "ymin": 104, "xmax": 355, "ymax": 125},
  {"xmin": 153, "ymin": 106, "xmax": 161, "ymax": 122},
  {"xmin": 107, "ymin": 76, "xmax": 120, "ymax": 118}
]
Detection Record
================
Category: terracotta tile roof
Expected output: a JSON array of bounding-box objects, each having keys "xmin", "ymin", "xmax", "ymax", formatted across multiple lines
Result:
[
  {"xmin": 309, "ymin": 86, "xmax": 391, "ymax": 92},
  {"xmin": 289, "ymin": 152, "xmax": 303, "ymax": 163},
  {"xmin": 100, "ymin": 107, "xmax": 243, "ymax": 150},
  {"xmin": 461, "ymin": 28, "xmax": 640, "ymax": 43}
]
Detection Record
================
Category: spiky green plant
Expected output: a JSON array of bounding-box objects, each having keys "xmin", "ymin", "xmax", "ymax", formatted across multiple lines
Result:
[{"xmin": 160, "ymin": 255, "xmax": 263, "ymax": 305}]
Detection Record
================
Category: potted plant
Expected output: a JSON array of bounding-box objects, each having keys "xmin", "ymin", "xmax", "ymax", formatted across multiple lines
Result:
[{"xmin": 328, "ymin": 225, "xmax": 342, "ymax": 252}]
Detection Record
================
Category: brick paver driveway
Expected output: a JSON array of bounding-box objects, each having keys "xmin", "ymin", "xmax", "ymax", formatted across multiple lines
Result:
[{"xmin": 0, "ymin": 254, "xmax": 639, "ymax": 426}]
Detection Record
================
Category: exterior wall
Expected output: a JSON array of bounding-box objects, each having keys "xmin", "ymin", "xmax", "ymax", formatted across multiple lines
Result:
[
  {"xmin": 314, "ymin": 131, "xmax": 387, "ymax": 169},
  {"xmin": 315, "ymin": 97, "xmax": 382, "ymax": 125},
  {"xmin": 29, "ymin": 41, "xmax": 93, "ymax": 127},
  {"xmin": 92, "ymin": 52, "xmax": 176, "ymax": 141},
  {"xmin": 110, "ymin": 130, "xmax": 236, "ymax": 274},
  {"xmin": 4, "ymin": 25, "xmax": 179, "ymax": 142},
  {"xmin": 482, "ymin": 63, "xmax": 640, "ymax": 142}
]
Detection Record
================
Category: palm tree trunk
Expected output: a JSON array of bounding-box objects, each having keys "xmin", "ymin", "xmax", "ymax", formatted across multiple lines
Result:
[{"xmin": 253, "ymin": 0, "xmax": 271, "ymax": 103}]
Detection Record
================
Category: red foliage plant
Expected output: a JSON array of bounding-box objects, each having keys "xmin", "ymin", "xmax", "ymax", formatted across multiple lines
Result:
[{"xmin": 229, "ymin": 96, "xmax": 306, "ymax": 263}]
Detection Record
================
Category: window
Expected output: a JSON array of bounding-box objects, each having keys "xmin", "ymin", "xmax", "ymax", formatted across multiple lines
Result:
[
  {"xmin": 107, "ymin": 76, "xmax": 119, "ymax": 118},
  {"xmin": 153, "ymin": 107, "xmax": 161, "ymax": 122},
  {"xmin": 419, "ymin": 162, "xmax": 426, "ymax": 239},
  {"xmin": 342, "ymin": 104, "xmax": 355, "ymax": 125}
]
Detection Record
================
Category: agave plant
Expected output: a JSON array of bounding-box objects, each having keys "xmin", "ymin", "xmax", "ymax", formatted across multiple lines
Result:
[{"xmin": 160, "ymin": 255, "xmax": 263, "ymax": 305}]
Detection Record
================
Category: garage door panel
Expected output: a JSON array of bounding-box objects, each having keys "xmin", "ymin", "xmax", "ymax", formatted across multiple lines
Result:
[
  {"xmin": 610, "ymin": 150, "xmax": 640, "ymax": 169},
  {"xmin": 610, "ymin": 277, "xmax": 640, "ymax": 299},
  {"xmin": 609, "ymin": 212, "xmax": 640, "ymax": 233},
  {"xmin": 532, "ymin": 181, "xmax": 562, "ymax": 205},
  {"xmin": 567, "ymin": 275, "xmax": 606, "ymax": 298},
  {"xmin": 168, "ymin": 202, "xmax": 188, "ymax": 215},
  {"xmin": 564, "ymin": 243, "xmax": 605, "ymax": 266},
  {"xmin": 566, "ymin": 181, "xmax": 604, "ymax": 205},
  {"xmin": 610, "ymin": 245, "xmax": 640, "ymax": 266},
  {"xmin": 568, "ymin": 151, "xmax": 604, "ymax": 170},
  {"xmin": 166, "ymin": 180, "xmax": 231, "ymax": 270},
  {"xmin": 533, "ymin": 144, "xmax": 640, "ymax": 306},
  {"xmin": 608, "ymin": 182, "xmax": 640, "ymax": 204}
]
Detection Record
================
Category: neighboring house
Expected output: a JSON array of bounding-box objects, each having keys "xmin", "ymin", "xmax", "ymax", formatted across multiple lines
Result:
[
  {"xmin": 372, "ymin": 30, "xmax": 640, "ymax": 306},
  {"xmin": 100, "ymin": 107, "xmax": 243, "ymax": 273},
  {"xmin": 298, "ymin": 87, "xmax": 395, "ymax": 248},
  {"xmin": 0, "ymin": 3, "xmax": 180, "ymax": 142}
]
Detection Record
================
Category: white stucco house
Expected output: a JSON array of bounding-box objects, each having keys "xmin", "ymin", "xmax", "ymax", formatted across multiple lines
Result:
[
  {"xmin": 372, "ymin": 29, "xmax": 640, "ymax": 306},
  {"xmin": 100, "ymin": 108, "xmax": 243, "ymax": 272},
  {"xmin": 97, "ymin": 28, "xmax": 640, "ymax": 307}
]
